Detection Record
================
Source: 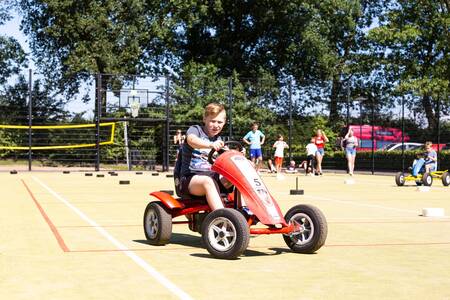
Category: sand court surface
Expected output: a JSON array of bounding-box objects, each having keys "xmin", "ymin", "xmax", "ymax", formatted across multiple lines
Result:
[{"xmin": 1, "ymin": 171, "xmax": 450, "ymax": 299}]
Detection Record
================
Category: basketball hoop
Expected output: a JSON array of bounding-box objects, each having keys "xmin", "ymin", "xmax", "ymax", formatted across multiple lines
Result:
[{"xmin": 130, "ymin": 100, "xmax": 140, "ymax": 118}]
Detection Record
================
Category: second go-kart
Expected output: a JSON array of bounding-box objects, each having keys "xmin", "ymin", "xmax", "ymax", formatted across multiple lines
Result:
[
  {"xmin": 143, "ymin": 141, "xmax": 328, "ymax": 259},
  {"xmin": 395, "ymin": 169, "xmax": 450, "ymax": 187}
]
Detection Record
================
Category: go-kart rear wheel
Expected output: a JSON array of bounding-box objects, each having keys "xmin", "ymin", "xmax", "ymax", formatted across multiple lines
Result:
[
  {"xmin": 283, "ymin": 204, "xmax": 327, "ymax": 254},
  {"xmin": 422, "ymin": 172, "xmax": 433, "ymax": 186},
  {"xmin": 442, "ymin": 172, "xmax": 450, "ymax": 186},
  {"xmin": 201, "ymin": 208, "xmax": 249, "ymax": 259},
  {"xmin": 395, "ymin": 172, "xmax": 405, "ymax": 186},
  {"xmin": 143, "ymin": 201, "xmax": 172, "ymax": 245}
]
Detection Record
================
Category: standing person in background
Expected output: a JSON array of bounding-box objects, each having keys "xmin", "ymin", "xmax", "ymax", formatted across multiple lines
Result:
[
  {"xmin": 174, "ymin": 129, "xmax": 186, "ymax": 146},
  {"xmin": 173, "ymin": 129, "xmax": 186, "ymax": 162},
  {"xmin": 314, "ymin": 129, "xmax": 329, "ymax": 176},
  {"xmin": 243, "ymin": 122, "xmax": 265, "ymax": 172},
  {"xmin": 342, "ymin": 128, "xmax": 358, "ymax": 176},
  {"xmin": 306, "ymin": 137, "xmax": 318, "ymax": 176},
  {"xmin": 272, "ymin": 134, "xmax": 289, "ymax": 176}
]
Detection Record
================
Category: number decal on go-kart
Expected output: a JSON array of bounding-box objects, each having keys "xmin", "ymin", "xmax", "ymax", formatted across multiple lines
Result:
[
  {"xmin": 231, "ymin": 156, "xmax": 281, "ymax": 221},
  {"xmin": 253, "ymin": 178, "xmax": 262, "ymax": 186}
]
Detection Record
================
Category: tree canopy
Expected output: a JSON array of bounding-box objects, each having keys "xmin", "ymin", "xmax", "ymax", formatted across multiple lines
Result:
[
  {"xmin": 3, "ymin": 0, "xmax": 448, "ymax": 129},
  {"xmin": 0, "ymin": 1, "xmax": 27, "ymax": 85}
]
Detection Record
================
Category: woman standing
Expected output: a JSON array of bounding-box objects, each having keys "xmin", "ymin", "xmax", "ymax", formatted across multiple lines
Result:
[
  {"xmin": 173, "ymin": 129, "xmax": 186, "ymax": 161},
  {"xmin": 342, "ymin": 128, "xmax": 358, "ymax": 176},
  {"xmin": 314, "ymin": 129, "xmax": 329, "ymax": 176}
]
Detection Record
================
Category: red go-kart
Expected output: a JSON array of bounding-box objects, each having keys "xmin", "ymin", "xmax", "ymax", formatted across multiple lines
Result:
[{"xmin": 143, "ymin": 142, "xmax": 328, "ymax": 259}]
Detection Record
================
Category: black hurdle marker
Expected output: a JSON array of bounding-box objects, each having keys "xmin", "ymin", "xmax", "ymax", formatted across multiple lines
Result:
[{"xmin": 290, "ymin": 177, "xmax": 304, "ymax": 195}]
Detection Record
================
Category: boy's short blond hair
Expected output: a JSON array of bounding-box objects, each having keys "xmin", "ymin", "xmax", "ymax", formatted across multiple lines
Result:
[{"xmin": 204, "ymin": 103, "xmax": 225, "ymax": 118}]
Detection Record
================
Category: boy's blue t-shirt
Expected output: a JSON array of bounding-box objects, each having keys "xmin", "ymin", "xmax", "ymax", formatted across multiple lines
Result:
[
  {"xmin": 180, "ymin": 125, "xmax": 221, "ymax": 177},
  {"xmin": 425, "ymin": 150, "xmax": 437, "ymax": 165},
  {"xmin": 243, "ymin": 130, "xmax": 265, "ymax": 149}
]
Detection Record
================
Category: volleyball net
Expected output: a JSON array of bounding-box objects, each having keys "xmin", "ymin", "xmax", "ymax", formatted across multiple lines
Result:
[{"xmin": 0, "ymin": 122, "xmax": 116, "ymax": 150}]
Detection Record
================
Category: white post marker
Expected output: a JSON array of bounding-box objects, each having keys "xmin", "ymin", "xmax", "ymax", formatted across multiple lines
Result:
[
  {"xmin": 422, "ymin": 208, "xmax": 445, "ymax": 217},
  {"xmin": 344, "ymin": 178, "xmax": 355, "ymax": 185},
  {"xmin": 416, "ymin": 186, "xmax": 431, "ymax": 192}
]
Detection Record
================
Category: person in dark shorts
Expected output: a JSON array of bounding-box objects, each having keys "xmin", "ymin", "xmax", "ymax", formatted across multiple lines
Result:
[
  {"xmin": 243, "ymin": 122, "xmax": 265, "ymax": 172},
  {"xmin": 178, "ymin": 103, "xmax": 228, "ymax": 210}
]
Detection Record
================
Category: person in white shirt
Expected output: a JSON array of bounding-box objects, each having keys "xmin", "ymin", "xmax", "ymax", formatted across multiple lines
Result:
[
  {"xmin": 272, "ymin": 134, "xmax": 289, "ymax": 174},
  {"xmin": 306, "ymin": 138, "xmax": 318, "ymax": 175}
]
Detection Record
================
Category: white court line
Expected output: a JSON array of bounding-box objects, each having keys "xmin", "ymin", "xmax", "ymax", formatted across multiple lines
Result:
[
  {"xmin": 306, "ymin": 194, "xmax": 419, "ymax": 214},
  {"xmin": 32, "ymin": 176, "xmax": 193, "ymax": 300}
]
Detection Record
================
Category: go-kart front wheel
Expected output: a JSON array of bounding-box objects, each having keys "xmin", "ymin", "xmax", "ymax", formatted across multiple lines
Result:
[
  {"xmin": 143, "ymin": 201, "xmax": 172, "ymax": 245},
  {"xmin": 395, "ymin": 172, "xmax": 405, "ymax": 186},
  {"xmin": 283, "ymin": 204, "xmax": 327, "ymax": 254},
  {"xmin": 442, "ymin": 172, "xmax": 450, "ymax": 186},
  {"xmin": 422, "ymin": 172, "xmax": 433, "ymax": 186},
  {"xmin": 201, "ymin": 208, "xmax": 250, "ymax": 259}
]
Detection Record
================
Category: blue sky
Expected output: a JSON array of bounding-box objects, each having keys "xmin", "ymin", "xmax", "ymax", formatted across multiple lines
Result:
[{"xmin": 0, "ymin": 13, "xmax": 96, "ymax": 118}]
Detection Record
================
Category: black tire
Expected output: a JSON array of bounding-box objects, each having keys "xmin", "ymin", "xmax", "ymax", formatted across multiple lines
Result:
[
  {"xmin": 442, "ymin": 172, "xmax": 450, "ymax": 186},
  {"xmin": 201, "ymin": 208, "xmax": 250, "ymax": 259},
  {"xmin": 283, "ymin": 204, "xmax": 328, "ymax": 254},
  {"xmin": 395, "ymin": 172, "xmax": 405, "ymax": 186},
  {"xmin": 143, "ymin": 202, "xmax": 172, "ymax": 245},
  {"xmin": 422, "ymin": 172, "xmax": 433, "ymax": 186}
]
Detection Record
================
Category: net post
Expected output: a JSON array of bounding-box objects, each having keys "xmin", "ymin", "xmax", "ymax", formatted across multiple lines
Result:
[
  {"xmin": 228, "ymin": 76, "xmax": 233, "ymax": 139},
  {"xmin": 95, "ymin": 73, "xmax": 101, "ymax": 171},
  {"xmin": 28, "ymin": 69, "xmax": 33, "ymax": 171},
  {"xmin": 123, "ymin": 118, "xmax": 131, "ymax": 171},
  {"xmin": 164, "ymin": 75, "xmax": 170, "ymax": 172},
  {"xmin": 437, "ymin": 96, "xmax": 441, "ymax": 168},
  {"xmin": 288, "ymin": 79, "xmax": 293, "ymax": 163},
  {"xmin": 401, "ymin": 96, "xmax": 405, "ymax": 172}
]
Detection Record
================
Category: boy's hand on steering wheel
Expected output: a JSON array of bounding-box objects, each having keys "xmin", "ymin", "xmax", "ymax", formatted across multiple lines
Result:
[{"xmin": 210, "ymin": 140, "xmax": 224, "ymax": 151}]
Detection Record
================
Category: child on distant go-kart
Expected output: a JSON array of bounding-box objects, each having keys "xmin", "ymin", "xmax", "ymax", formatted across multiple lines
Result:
[
  {"xmin": 177, "ymin": 103, "xmax": 229, "ymax": 210},
  {"xmin": 411, "ymin": 141, "xmax": 437, "ymax": 176}
]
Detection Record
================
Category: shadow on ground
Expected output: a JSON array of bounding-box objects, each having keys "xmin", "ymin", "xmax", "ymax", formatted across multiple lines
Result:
[{"xmin": 134, "ymin": 233, "xmax": 293, "ymax": 259}]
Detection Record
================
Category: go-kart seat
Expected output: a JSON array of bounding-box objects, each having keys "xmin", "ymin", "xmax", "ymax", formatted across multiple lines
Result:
[{"xmin": 173, "ymin": 148, "xmax": 231, "ymax": 203}]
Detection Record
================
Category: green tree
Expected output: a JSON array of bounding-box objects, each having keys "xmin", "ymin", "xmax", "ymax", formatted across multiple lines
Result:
[
  {"xmin": 0, "ymin": 75, "xmax": 68, "ymax": 124},
  {"xmin": 368, "ymin": 0, "xmax": 450, "ymax": 129},
  {"xmin": 0, "ymin": 1, "xmax": 27, "ymax": 85},
  {"xmin": 171, "ymin": 61, "xmax": 279, "ymax": 134},
  {"xmin": 16, "ymin": 0, "xmax": 171, "ymax": 107}
]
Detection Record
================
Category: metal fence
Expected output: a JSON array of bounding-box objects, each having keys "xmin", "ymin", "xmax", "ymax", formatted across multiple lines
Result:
[{"xmin": 1, "ymin": 69, "xmax": 449, "ymax": 173}]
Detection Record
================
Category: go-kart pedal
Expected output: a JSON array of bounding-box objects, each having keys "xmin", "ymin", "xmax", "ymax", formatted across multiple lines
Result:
[{"xmin": 187, "ymin": 213, "xmax": 208, "ymax": 232}]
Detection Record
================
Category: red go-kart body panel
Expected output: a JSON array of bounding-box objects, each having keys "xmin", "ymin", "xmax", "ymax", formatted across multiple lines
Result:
[{"xmin": 212, "ymin": 151, "xmax": 288, "ymax": 226}]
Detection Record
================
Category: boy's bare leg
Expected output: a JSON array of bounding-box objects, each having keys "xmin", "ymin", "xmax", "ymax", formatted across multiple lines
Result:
[{"xmin": 188, "ymin": 175, "xmax": 224, "ymax": 210}]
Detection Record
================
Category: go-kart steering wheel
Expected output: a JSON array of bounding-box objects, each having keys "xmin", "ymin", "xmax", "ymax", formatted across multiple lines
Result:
[{"xmin": 208, "ymin": 141, "xmax": 244, "ymax": 164}]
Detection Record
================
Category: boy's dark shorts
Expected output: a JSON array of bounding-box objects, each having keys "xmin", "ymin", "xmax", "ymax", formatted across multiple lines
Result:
[{"xmin": 179, "ymin": 172, "xmax": 229, "ymax": 197}]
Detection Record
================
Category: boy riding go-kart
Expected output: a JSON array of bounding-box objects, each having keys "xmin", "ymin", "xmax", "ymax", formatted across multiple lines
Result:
[
  {"xmin": 395, "ymin": 142, "xmax": 450, "ymax": 187},
  {"xmin": 143, "ymin": 141, "xmax": 328, "ymax": 259}
]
